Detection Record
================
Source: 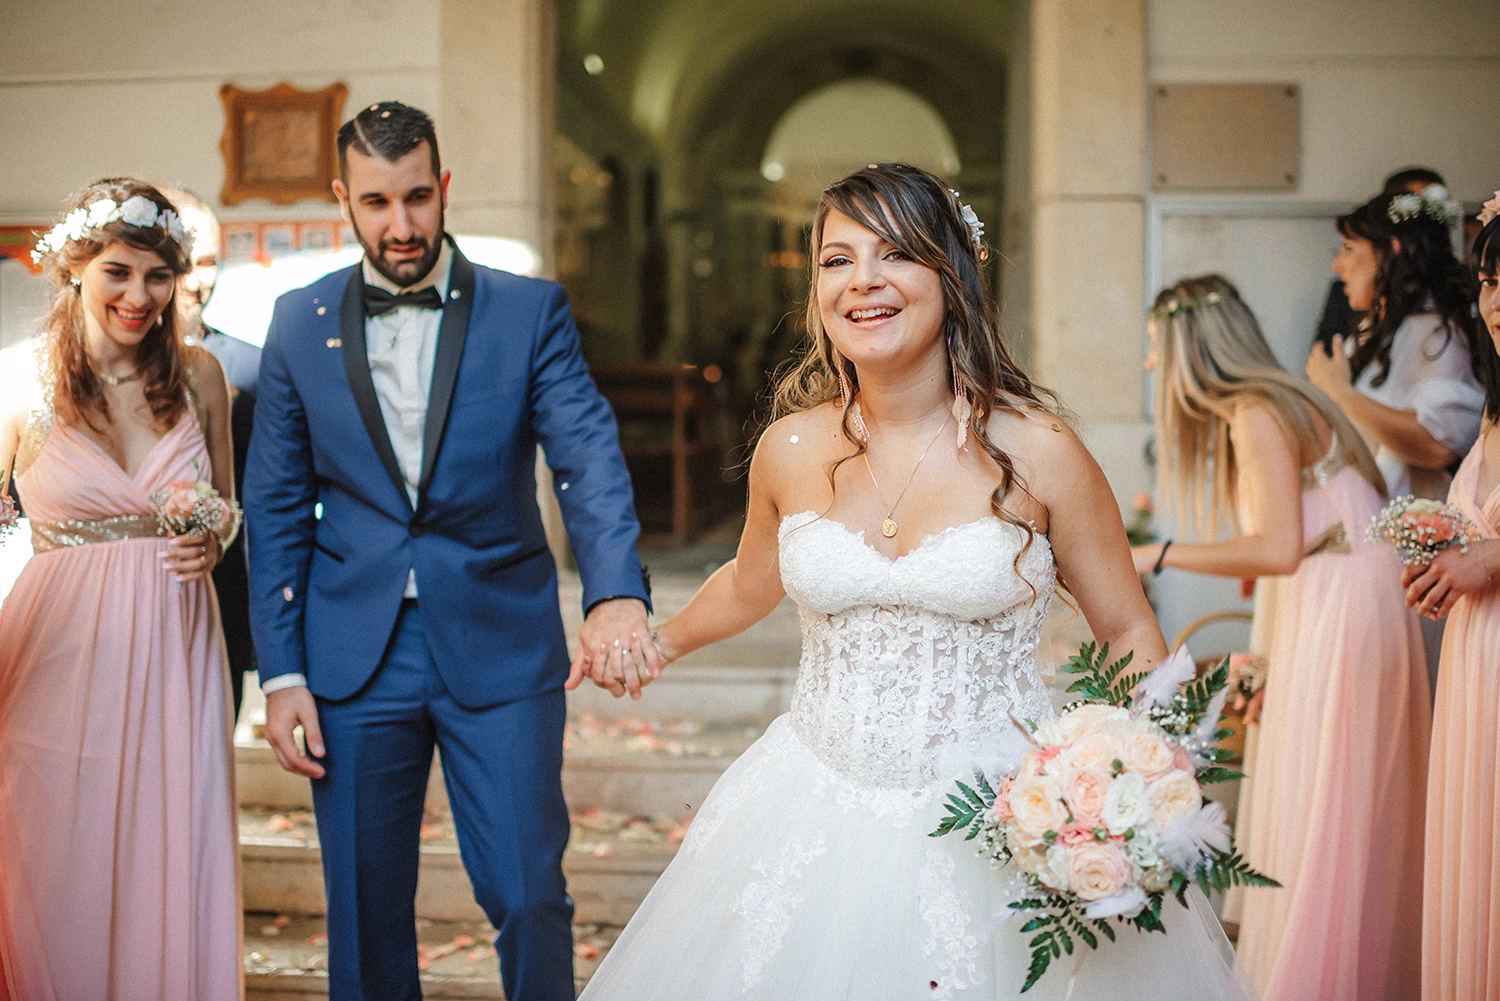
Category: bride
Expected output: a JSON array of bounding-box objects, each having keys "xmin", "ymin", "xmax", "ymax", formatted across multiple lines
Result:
[{"xmin": 578, "ymin": 163, "xmax": 1255, "ymax": 999}]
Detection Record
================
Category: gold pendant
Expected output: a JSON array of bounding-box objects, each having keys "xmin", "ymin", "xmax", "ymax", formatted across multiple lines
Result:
[{"xmin": 881, "ymin": 518, "xmax": 898, "ymax": 538}]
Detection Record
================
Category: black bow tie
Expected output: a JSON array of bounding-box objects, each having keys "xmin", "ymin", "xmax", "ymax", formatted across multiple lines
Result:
[{"xmin": 363, "ymin": 284, "xmax": 445, "ymax": 317}]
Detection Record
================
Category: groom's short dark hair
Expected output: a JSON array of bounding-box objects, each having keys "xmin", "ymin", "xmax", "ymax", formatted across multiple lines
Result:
[{"xmin": 338, "ymin": 101, "xmax": 441, "ymax": 180}]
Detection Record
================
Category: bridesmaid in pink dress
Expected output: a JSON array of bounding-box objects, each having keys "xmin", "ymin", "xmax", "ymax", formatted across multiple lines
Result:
[
  {"xmin": 0, "ymin": 180, "xmax": 242, "ymax": 1000},
  {"xmin": 1404, "ymin": 210, "xmax": 1500, "ymax": 1001},
  {"xmin": 1131, "ymin": 275, "xmax": 1429, "ymax": 1001}
]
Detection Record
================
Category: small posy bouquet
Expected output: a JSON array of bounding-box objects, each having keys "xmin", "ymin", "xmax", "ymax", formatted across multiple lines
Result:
[
  {"xmin": 1366, "ymin": 495, "xmax": 1479, "ymax": 566},
  {"xmin": 1124, "ymin": 491, "xmax": 1156, "ymax": 547},
  {"xmin": 148, "ymin": 462, "xmax": 238, "ymax": 541},
  {"xmin": 931, "ymin": 643, "xmax": 1277, "ymax": 992},
  {"xmin": 1225, "ymin": 653, "xmax": 1266, "ymax": 713},
  {"xmin": 0, "ymin": 494, "xmax": 17, "ymax": 541}
]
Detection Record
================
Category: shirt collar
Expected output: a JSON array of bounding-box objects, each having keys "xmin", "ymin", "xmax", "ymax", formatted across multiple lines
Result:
[{"xmin": 362, "ymin": 237, "xmax": 453, "ymax": 299}]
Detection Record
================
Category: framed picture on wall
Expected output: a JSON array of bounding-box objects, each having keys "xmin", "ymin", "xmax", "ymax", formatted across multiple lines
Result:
[
  {"xmin": 223, "ymin": 225, "xmax": 259, "ymax": 262},
  {"xmin": 219, "ymin": 81, "xmax": 347, "ymax": 206},
  {"xmin": 299, "ymin": 223, "xmax": 336, "ymax": 251},
  {"xmin": 261, "ymin": 225, "xmax": 297, "ymax": 259}
]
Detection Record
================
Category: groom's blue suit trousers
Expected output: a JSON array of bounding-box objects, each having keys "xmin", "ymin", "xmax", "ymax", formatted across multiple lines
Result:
[{"xmin": 311, "ymin": 603, "xmax": 575, "ymax": 1001}]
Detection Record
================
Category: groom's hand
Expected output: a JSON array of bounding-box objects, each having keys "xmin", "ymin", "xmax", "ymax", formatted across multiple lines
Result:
[
  {"xmin": 265, "ymin": 686, "xmax": 327, "ymax": 779},
  {"xmin": 568, "ymin": 597, "xmax": 662, "ymax": 700}
]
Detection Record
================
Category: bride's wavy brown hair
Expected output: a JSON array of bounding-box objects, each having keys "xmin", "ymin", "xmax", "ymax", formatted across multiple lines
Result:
[
  {"xmin": 36, "ymin": 178, "xmax": 193, "ymax": 433},
  {"xmin": 770, "ymin": 162, "xmax": 1063, "ymax": 559}
]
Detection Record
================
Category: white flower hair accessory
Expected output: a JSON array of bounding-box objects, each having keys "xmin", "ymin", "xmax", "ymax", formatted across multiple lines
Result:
[
  {"xmin": 1387, "ymin": 184, "xmax": 1461, "ymax": 227},
  {"xmin": 32, "ymin": 194, "xmax": 192, "ymax": 264},
  {"xmin": 1479, "ymin": 190, "xmax": 1500, "ymax": 228},
  {"xmin": 949, "ymin": 188, "xmax": 987, "ymax": 260}
]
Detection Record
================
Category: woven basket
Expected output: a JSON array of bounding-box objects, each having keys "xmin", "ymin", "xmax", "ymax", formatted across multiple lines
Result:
[{"xmin": 1171, "ymin": 610, "xmax": 1254, "ymax": 764}]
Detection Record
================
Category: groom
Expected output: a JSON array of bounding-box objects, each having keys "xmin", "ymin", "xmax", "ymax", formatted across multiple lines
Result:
[{"xmin": 246, "ymin": 101, "xmax": 660, "ymax": 1001}]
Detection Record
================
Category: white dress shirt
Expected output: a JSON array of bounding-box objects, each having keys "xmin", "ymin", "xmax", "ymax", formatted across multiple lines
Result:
[
  {"xmin": 1351, "ymin": 310, "xmax": 1485, "ymax": 498},
  {"xmin": 261, "ymin": 243, "xmax": 452, "ymax": 696}
]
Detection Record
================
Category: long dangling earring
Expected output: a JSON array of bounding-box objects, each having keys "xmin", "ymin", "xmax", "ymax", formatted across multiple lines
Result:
[
  {"xmin": 950, "ymin": 354, "xmax": 972, "ymax": 452},
  {"xmin": 833, "ymin": 351, "xmax": 868, "ymax": 444}
]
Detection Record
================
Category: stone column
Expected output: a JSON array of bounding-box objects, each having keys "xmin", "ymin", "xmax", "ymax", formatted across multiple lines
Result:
[
  {"xmin": 440, "ymin": 0, "xmax": 570, "ymax": 567},
  {"xmin": 440, "ymin": 0, "xmax": 556, "ymax": 269},
  {"xmin": 1027, "ymin": 0, "xmax": 1150, "ymax": 501}
]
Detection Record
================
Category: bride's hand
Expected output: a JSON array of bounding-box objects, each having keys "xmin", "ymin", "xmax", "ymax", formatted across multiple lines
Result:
[{"xmin": 163, "ymin": 531, "xmax": 219, "ymax": 584}]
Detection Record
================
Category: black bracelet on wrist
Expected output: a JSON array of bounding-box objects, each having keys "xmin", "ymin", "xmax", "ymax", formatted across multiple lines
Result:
[{"xmin": 1152, "ymin": 539, "xmax": 1174, "ymax": 576}]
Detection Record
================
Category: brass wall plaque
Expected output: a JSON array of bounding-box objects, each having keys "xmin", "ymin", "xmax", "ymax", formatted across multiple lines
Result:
[
  {"xmin": 219, "ymin": 82, "xmax": 348, "ymax": 205},
  {"xmin": 1152, "ymin": 84, "xmax": 1300, "ymax": 191}
]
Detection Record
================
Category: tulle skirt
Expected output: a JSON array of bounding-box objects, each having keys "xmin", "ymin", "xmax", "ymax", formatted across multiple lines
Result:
[{"xmin": 580, "ymin": 715, "xmax": 1257, "ymax": 1000}]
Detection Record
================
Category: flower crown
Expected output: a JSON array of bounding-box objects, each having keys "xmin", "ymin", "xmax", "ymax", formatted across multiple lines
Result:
[
  {"xmin": 1149, "ymin": 288, "xmax": 1233, "ymax": 322},
  {"xmin": 1479, "ymin": 190, "xmax": 1500, "ymax": 228},
  {"xmin": 32, "ymin": 195, "xmax": 192, "ymax": 265},
  {"xmin": 1387, "ymin": 184, "xmax": 1460, "ymax": 227},
  {"xmin": 949, "ymin": 188, "xmax": 987, "ymax": 260}
]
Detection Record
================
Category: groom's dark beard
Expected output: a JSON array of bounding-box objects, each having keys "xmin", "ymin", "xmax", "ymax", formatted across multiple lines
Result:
[{"xmin": 353, "ymin": 210, "xmax": 446, "ymax": 288}]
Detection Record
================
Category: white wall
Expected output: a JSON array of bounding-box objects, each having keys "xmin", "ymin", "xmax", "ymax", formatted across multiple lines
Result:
[
  {"xmin": 0, "ymin": 0, "xmax": 443, "ymax": 225},
  {"xmin": 1138, "ymin": 0, "xmax": 1500, "ymax": 645}
]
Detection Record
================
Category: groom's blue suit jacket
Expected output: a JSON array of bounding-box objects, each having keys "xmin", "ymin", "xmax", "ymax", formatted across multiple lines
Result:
[{"xmin": 245, "ymin": 246, "xmax": 649, "ymax": 708}]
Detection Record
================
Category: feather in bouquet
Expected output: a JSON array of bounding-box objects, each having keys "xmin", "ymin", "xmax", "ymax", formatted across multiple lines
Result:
[
  {"xmin": 930, "ymin": 643, "xmax": 1278, "ymax": 992},
  {"xmin": 148, "ymin": 461, "xmax": 238, "ymax": 542},
  {"xmin": 1367, "ymin": 495, "xmax": 1479, "ymax": 565}
]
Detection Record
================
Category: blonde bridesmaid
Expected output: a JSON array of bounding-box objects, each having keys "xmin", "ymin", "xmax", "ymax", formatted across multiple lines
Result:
[
  {"xmin": 1405, "ymin": 205, "xmax": 1500, "ymax": 1001},
  {"xmin": 1132, "ymin": 275, "xmax": 1429, "ymax": 1001}
]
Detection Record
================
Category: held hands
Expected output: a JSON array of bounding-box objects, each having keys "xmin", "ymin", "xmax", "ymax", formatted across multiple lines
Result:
[
  {"xmin": 1402, "ymin": 541, "xmax": 1497, "ymax": 619},
  {"xmin": 264, "ymin": 686, "xmax": 327, "ymax": 779},
  {"xmin": 162, "ymin": 531, "xmax": 220, "ymax": 584},
  {"xmin": 1306, "ymin": 336, "xmax": 1353, "ymax": 398},
  {"xmin": 566, "ymin": 597, "xmax": 667, "ymax": 700}
]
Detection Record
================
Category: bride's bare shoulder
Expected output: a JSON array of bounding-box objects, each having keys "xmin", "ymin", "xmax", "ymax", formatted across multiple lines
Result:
[{"xmin": 751, "ymin": 403, "xmax": 853, "ymax": 499}]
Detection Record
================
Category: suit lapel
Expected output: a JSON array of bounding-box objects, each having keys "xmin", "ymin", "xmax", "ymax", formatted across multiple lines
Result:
[
  {"xmin": 416, "ymin": 245, "xmax": 476, "ymax": 505},
  {"xmin": 339, "ymin": 268, "xmax": 412, "ymax": 510}
]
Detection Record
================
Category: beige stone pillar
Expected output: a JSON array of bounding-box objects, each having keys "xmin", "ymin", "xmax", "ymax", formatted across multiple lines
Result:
[
  {"xmin": 1027, "ymin": 0, "xmax": 1150, "ymax": 501},
  {"xmin": 440, "ymin": 0, "xmax": 556, "ymax": 268},
  {"xmin": 439, "ymin": 0, "xmax": 571, "ymax": 568}
]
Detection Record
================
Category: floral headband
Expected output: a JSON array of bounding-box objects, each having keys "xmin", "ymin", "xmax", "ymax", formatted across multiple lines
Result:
[
  {"xmin": 1149, "ymin": 289, "xmax": 1234, "ymax": 322},
  {"xmin": 32, "ymin": 195, "xmax": 192, "ymax": 265},
  {"xmin": 1387, "ymin": 184, "xmax": 1460, "ymax": 227},
  {"xmin": 949, "ymin": 188, "xmax": 987, "ymax": 260},
  {"xmin": 1479, "ymin": 190, "xmax": 1500, "ymax": 228}
]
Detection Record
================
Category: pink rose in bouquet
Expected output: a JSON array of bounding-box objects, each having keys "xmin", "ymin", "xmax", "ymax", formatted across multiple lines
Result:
[{"xmin": 1368, "ymin": 495, "xmax": 1478, "ymax": 565}]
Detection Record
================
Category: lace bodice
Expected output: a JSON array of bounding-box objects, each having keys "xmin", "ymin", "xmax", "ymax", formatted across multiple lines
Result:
[{"xmin": 777, "ymin": 512, "xmax": 1055, "ymax": 790}]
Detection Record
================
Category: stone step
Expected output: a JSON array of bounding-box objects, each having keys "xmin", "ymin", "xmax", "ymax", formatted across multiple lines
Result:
[
  {"xmin": 240, "ymin": 807, "xmax": 679, "ymax": 927},
  {"xmin": 237, "ymin": 718, "xmax": 762, "ymax": 814},
  {"xmin": 243, "ymin": 913, "xmax": 618, "ymax": 999}
]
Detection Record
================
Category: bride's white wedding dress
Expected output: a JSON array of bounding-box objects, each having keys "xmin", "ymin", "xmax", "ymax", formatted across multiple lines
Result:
[{"xmin": 579, "ymin": 512, "xmax": 1257, "ymax": 999}]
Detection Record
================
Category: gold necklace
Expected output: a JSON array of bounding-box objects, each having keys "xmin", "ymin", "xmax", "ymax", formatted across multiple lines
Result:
[
  {"xmin": 97, "ymin": 368, "xmax": 142, "ymax": 387},
  {"xmin": 863, "ymin": 412, "xmax": 951, "ymax": 538}
]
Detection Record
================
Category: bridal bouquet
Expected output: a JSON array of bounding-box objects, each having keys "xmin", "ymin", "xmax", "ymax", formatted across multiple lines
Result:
[
  {"xmin": 148, "ymin": 464, "xmax": 238, "ymax": 542},
  {"xmin": 1367, "ymin": 495, "xmax": 1479, "ymax": 566},
  {"xmin": 931, "ymin": 643, "xmax": 1277, "ymax": 992}
]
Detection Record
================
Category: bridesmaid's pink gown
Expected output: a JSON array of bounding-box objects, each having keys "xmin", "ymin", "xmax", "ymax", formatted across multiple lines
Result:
[
  {"xmin": 1231, "ymin": 442, "xmax": 1429, "ymax": 1001},
  {"xmin": 0, "ymin": 411, "xmax": 242, "ymax": 1000},
  {"xmin": 1423, "ymin": 428, "xmax": 1500, "ymax": 1001}
]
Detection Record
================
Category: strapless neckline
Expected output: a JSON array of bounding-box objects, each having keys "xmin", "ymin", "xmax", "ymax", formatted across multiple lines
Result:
[{"xmin": 778, "ymin": 511, "xmax": 1052, "ymax": 566}]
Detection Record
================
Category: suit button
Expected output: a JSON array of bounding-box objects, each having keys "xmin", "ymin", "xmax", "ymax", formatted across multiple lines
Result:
[{"xmin": 409, "ymin": 523, "xmax": 423, "ymax": 538}]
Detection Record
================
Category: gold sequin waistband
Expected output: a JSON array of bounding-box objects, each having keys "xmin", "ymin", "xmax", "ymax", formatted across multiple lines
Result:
[{"xmin": 30, "ymin": 514, "xmax": 163, "ymax": 553}]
